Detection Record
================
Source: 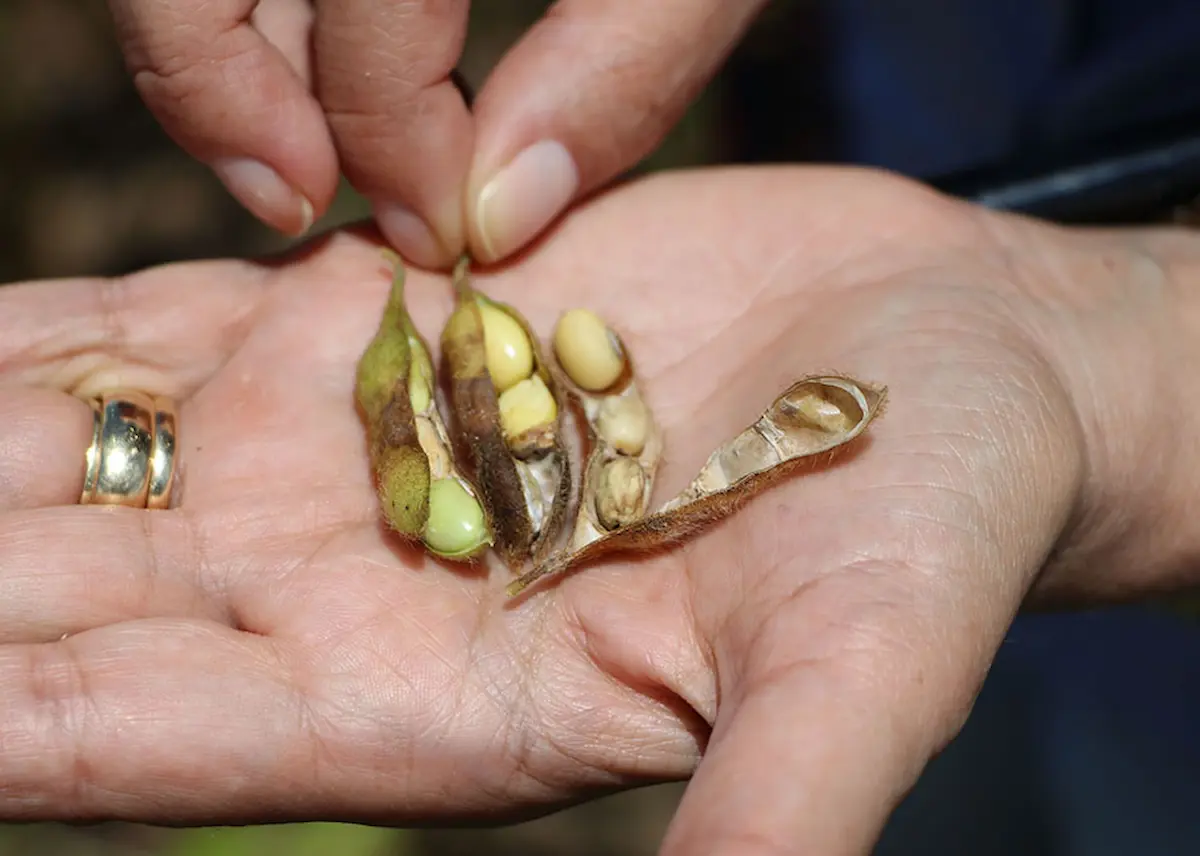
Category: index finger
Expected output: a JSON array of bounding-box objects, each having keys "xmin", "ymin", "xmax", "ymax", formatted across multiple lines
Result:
[{"xmin": 109, "ymin": 0, "xmax": 339, "ymax": 235}]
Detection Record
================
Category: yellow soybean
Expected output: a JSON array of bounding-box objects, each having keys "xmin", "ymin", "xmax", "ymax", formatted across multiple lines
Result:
[
  {"xmin": 553, "ymin": 309, "xmax": 625, "ymax": 392},
  {"xmin": 498, "ymin": 375, "xmax": 558, "ymax": 442},
  {"xmin": 479, "ymin": 302, "xmax": 534, "ymax": 393}
]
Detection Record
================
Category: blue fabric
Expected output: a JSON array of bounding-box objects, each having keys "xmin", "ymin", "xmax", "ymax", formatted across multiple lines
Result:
[
  {"xmin": 876, "ymin": 610, "xmax": 1200, "ymax": 854},
  {"xmin": 823, "ymin": 0, "xmax": 1200, "ymax": 176}
]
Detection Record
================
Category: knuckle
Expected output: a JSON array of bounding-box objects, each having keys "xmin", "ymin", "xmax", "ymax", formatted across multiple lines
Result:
[
  {"xmin": 92, "ymin": 275, "xmax": 133, "ymax": 358},
  {"xmin": 130, "ymin": 40, "xmax": 260, "ymax": 113},
  {"xmin": 5, "ymin": 643, "xmax": 99, "ymax": 807}
]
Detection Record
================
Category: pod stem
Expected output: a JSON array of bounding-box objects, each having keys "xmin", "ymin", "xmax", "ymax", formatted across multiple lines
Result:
[
  {"xmin": 452, "ymin": 254, "xmax": 474, "ymax": 298},
  {"xmin": 381, "ymin": 249, "xmax": 405, "ymax": 301}
]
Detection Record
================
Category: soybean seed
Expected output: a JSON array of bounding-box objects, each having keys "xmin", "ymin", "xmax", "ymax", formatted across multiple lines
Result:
[
  {"xmin": 424, "ymin": 477, "xmax": 490, "ymax": 559},
  {"xmin": 479, "ymin": 302, "xmax": 534, "ymax": 393},
  {"xmin": 554, "ymin": 309, "xmax": 625, "ymax": 392},
  {"xmin": 497, "ymin": 374, "xmax": 558, "ymax": 444}
]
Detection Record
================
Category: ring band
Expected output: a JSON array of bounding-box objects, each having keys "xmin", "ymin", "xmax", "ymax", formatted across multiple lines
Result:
[
  {"xmin": 147, "ymin": 396, "xmax": 178, "ymax": 510},
  {"xmin": 80, "ymin": 391, "xmax": 179, "ymax": 509}
]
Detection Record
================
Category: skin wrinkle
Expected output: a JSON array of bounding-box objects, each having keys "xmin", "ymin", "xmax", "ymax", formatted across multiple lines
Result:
[
  {"xmin": 622, "ymin": 197, "xmax": 922, "ymax": 394},
  {"xmin": 496, "ymin": 627, "xmax": 545, "ymax": 781},
  {"xmin": 748, "ymin": 579, "xmax": 988, "ymax": 761},
  {"xmin": 132, "ymin": 38, "xmax": 267, "ymax": 110},
  {"xmin": 315, "ymin": 3, "xmax": 467, "ymax": 102},
  {"xmin": 135, "ymin": 511, "xmax": 168, "ymax": 626},
  {"xmin": 537, "ymin": 587, "xmax": 704, "ymax": 783},
  {"xmin": 112, "ymin": 2, "xmax": 248, "ymax": 76},
  {"xmin": 465, "ymin": 636, "xmax": 559, "ymax": 802},
  {"xmin": 288, "ymin": 645, "xmax": 425, "ymax": 789},
  {"xmin": 458, "ymin": 604, "xmax": 559, "ymax": 804},
  {"xmin": 965, "ymin": 218, "xmax": 1175, "ymax": 599}
]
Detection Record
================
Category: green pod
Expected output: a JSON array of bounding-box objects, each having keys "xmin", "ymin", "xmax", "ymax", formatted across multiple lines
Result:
[
  {"xmin": 358, "ymin": 253, "xmax": 493, "ymax": 561},
  {"xmin": 355, "ymin": 254, "xmax": 431, "ymax": 539}
]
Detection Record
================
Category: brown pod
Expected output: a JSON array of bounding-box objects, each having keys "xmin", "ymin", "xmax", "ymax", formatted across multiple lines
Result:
[
  {"xmin": 508, "ymin": 375, "xmax": 887, "ymax": 596},
  {"xmin": 440, "ymin": 257, "xmax": 571, "ymax": 571}
]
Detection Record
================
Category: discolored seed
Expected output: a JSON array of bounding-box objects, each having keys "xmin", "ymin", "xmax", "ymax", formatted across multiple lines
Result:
[
  {"xmin": 497, "ymin": 374, "xmax": 558, "ymax": 444},
  {"xmin": 423, "ymin": 477, "xmax": 490, "ymax": 559},
  {"xmin": 596, "ymin": 394, "xmax": 650, "ymax": 456},
  {"xmin": 554, "ymin": 309, "xmax": 625, "ymax": 392},
  {"xmin": 479, "ymin": 302, "xmax": 534, "ymax": 393},
  {"xmin": 594, "ymin": 457, "xmax": 647, "ymax": 530}
]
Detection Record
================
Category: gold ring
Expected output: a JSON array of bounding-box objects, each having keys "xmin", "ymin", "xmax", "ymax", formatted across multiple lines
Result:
[
  {"xmin": 80, "ymin": 391, "xmax": 179, "ymax": 510},
  {"xmin": 148, "ymin": 396, "xmax": 178, "ymax": 510}
]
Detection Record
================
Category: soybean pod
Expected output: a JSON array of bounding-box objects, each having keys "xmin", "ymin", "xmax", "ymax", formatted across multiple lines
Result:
[
  {"xmin": 356, "ymin": 252, "xmax": 491, "ymax": 560},
  {"xmin": 508, "ymin": 311, "xmax": 886, "ymax": 595},
  {"xmin": 355, "ymin": 258, "xmax": 887, "ymax": 599},
  {"xmin": 440, "ymin": 257, "xmax": 571, "ymax": 571},
  {"xmin": 551, "ymin": 309, "xmax": 663, "ymax": 547}
]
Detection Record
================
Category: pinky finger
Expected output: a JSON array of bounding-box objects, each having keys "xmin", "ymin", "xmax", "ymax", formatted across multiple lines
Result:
[{"xmin": 0, "ymin": 620, "xmax": 310, "ymax": 821}]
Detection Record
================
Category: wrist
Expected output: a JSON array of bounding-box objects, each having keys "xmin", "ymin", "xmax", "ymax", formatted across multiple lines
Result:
[{"xmin": 1026, "ymin": 224, "xmax": 1200, "ymax": 602}]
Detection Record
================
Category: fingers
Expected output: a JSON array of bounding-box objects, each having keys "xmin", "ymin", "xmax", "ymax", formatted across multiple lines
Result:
[
  {"xmin": 314, "ymin": 0, "xmax": 473, "ymax": 268},
  {"xmin": 0, "ymin": 262, "xmax": 269, "ymax": 395},
  {"xmin": 0, "ymin": 508, "xmax": 218, "ymax": 644},
  {"xmin": 108, "ymin": 0, "xmax": 338, "ymax": 235},
  {"xmin": 0, "ymin": 387, "xmax": 95, "ymax": 512},
  {"xmin": 464, "ymin": 0, "xmax": 769, "ymax": 262},
  {"xmin": 0, "ymin": 621, "xmax": 302, "ymax": 820}
]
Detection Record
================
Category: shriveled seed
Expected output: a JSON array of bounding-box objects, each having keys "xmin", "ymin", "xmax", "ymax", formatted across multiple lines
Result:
[
  {"xmin": 596, "ymin": 394, "xmax": 650, "ymax": 456},
  {"xmin": 594, "ymin": 457, "xmax": 647, "ymax": 530}
]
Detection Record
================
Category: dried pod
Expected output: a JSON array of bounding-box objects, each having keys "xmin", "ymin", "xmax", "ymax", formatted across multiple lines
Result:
[
  {"xmin": 507, "ymin": 375, "xmax": 886, "ymax": 596},
  {"xmin": 549, "ymin": 309, "xmax": 664, "ymax": 556},
  {"xmin": 356, "ymin": 253, "xmax": 492, "ymax": 560},
  {"xmin": 440, "ymin": 257, "xmax": 571, "ymax": 570}
]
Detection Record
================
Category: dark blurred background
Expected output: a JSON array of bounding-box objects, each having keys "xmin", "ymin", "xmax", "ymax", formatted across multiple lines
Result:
[{"xmin": 4, "ymin": 1, "xmax": 1200, "ymax": 854}]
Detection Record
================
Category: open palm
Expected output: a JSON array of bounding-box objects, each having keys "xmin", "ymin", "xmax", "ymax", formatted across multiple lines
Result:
[{"xmin": 2, "ymin": 167, "xmax": 1109, "ymax": 854}]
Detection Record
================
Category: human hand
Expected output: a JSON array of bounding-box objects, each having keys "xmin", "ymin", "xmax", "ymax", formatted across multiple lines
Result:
[
  {"xmin": 3, "ymin": 167, "xmax": 1196, "ymax": 854},
  {"xmin": 107, "ymin": 0, "xmax": 766, "ymax": 267}
]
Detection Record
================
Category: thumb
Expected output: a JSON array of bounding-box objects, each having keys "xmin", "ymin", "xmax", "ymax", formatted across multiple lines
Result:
[
  {"xmin": 663, "ymin": 563, "xmax": 1010, "ymax": 856},
  {"xmin": 464, "ymin": 0, "xmax": 769, "ymax": 263},
  {"xmin": 662, "ymin": 404, "xmax": 1081, "ymax": 856}
]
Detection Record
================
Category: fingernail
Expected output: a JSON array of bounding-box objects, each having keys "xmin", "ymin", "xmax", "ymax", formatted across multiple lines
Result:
[
  {"xmin": 211, "ymin": 157, "xmax": 313, "ymax": 237},
  {"xmin": 375, "ymin": 202, "xmax": 448, "ymax": 269},
  {"xmin": 473, "ymin": 140, "xmax": 579, "ymax": 261}
]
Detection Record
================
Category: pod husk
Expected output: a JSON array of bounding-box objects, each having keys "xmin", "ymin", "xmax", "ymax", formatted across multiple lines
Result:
[
  {"xmin": 558, "ymin": 328, "xmax": 663, "ymax": 552},
  {"xmin": 507, "ymin": 375, "xmax": 886, "ymax": 596},
  {"xmin": 355, "ymin": 253, "xmax": 431, "ymax": 540},
  {"xmin": 440, "ymin": 257, "xmax": 571, "ymax": 570}
]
